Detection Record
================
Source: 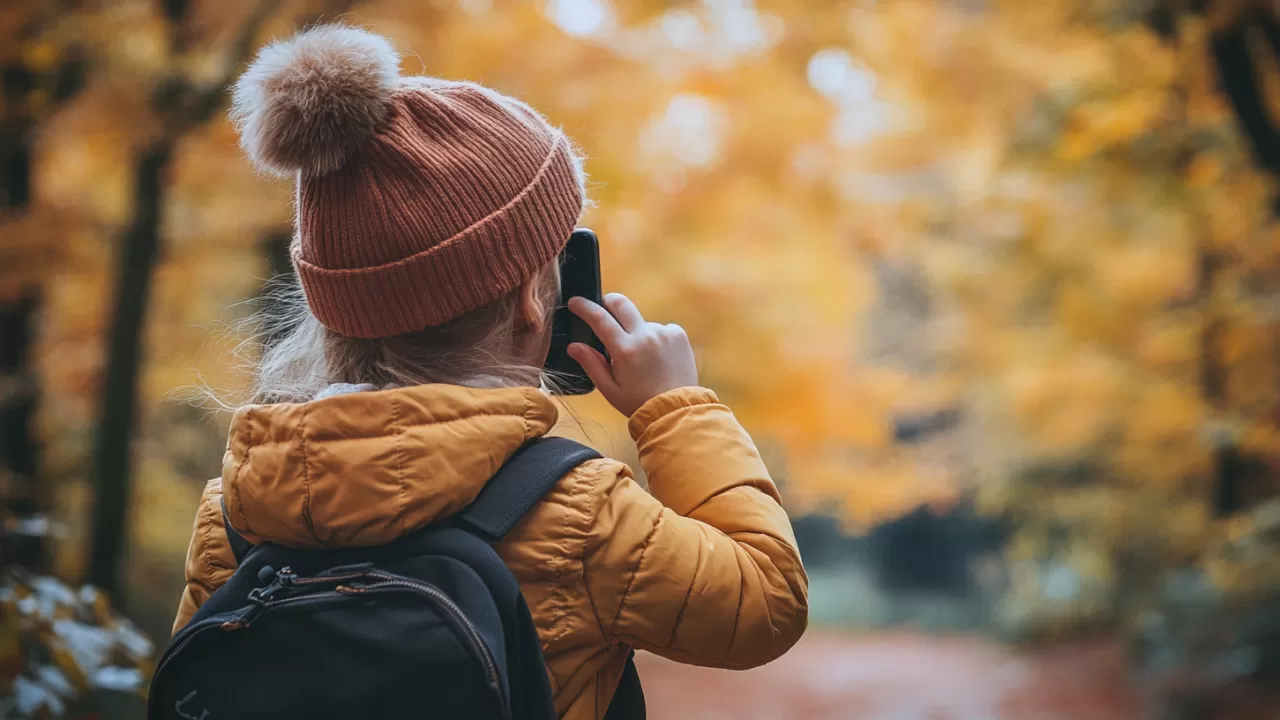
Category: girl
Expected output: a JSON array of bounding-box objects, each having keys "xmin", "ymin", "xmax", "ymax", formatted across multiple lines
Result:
[{"xmin": 175, "ymin": 24, "xmax": 808, "ymax": 720}]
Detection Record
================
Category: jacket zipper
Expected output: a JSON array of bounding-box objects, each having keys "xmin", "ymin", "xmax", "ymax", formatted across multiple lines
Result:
[{"xmin": 338, "ymin": 573, "xmax": 505, "ymax": 714}]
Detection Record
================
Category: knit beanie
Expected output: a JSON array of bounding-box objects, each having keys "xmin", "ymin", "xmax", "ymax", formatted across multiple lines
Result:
[{"xmin": 231, "ymin": 25, "xmax": 585, "ymax": 339}]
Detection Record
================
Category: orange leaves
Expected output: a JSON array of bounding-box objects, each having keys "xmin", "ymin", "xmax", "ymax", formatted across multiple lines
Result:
[
  {"xmin": 1185, "ymin": 154, "xmax": 1225, "ymax": 188},
  {"xmin": 1052, "ymin": 29, "xmax": 1176, "ymax": 161},
  {"xmin": 1007, "ymin": 350, "xmax": 1128, "ymax": 455},
  {"xmin": 787, "ymin": 451, "xmax": 958, "ymax": 532},
  {"xmin": 1099, "ymin": 243, "xmax": 1198, "ymax": 308},
  {"xmin": 1116, "ymin": 381, "xmax": 1210, "ymax": 489},
  {"xmin": 12, "ymin": 0, "xmax": 1280, "ymax": 636},
  {"xmin": 1057, "ymin": 90, "xmax": 1171, "ymax": 162},
  {"xmin": 1133, "ymin": 315, "xmax": 1201, "ymax": 372},
  {"xmin": 824, "ymin": 0, "xmax": 1280, "ymax": 631},
  {"xmin": 163, "ymin": 117, "xmax": 292, "ymax": 249},
  {"xmin": 32, "ymin": 80, "xmax": 160, "ymax": 227}
]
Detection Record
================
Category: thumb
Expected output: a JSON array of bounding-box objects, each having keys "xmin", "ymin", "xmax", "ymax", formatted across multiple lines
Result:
[{"xmin": 568, "ymin": 343, "xmax": 618, "ymax": 394}]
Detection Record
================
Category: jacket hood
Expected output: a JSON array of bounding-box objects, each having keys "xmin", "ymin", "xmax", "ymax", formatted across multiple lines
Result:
[{"xmin": 220, "ymin": 384, "xmax": 558, "ymax": 548}]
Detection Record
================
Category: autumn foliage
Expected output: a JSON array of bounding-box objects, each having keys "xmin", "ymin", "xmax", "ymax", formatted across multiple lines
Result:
[{"xmin": 3, "ymin": 1, "xmax": 1280, "ymax": 709}]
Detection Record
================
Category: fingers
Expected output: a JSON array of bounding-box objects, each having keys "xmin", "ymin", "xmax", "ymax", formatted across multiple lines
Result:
[
  {"xmin": 567, "ymin": 343, "xmax": 618, "ymax": 393},
  {"xmin": 603, "ymin": 293, "xmax": 645, "ymax": 333},
  {"xmin": 568, "ymin": 296, "xmax": 627, "ymax": 350}
]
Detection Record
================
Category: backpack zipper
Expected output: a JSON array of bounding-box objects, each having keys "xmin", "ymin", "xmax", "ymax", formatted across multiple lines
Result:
[
  {"xmin": 149, "ymin": 592, "xmax": 347, "ymax": 700},
  {"xmin": 337, "ymin": 573, "xmax": 504, "ymax": 713},
  {"xmin": 248, "ymin": 566, "xmax": 374, "ymax": 604},
  {"xmin": 152, "ymin": 576, "xmax": 507, "ymax": 719}
]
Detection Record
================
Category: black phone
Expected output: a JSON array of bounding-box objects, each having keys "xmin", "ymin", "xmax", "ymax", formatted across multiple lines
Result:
[{"xmin": 544, "ymin": 229, "xmax": 607, "ymax": 395}]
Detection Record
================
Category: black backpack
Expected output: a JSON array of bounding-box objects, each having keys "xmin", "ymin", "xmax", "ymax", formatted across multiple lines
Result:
[{"xmin": 149, "ymin": 438, "xmax": 645, "ymax": 720}]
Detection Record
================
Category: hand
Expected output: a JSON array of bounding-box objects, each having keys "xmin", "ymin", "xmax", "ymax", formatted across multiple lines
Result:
[{"xmin": 567, "ymin": 293, "xmax": 699, "ymax": 417}]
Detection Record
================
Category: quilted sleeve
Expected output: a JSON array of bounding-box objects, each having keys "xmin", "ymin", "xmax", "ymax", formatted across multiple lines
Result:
[
  {"xmin": 172, "ymin": 478, "xmax": 239, "ymax": 635},
  {"xmin": 581, "ymin": 388, "xmax": 809, "ymax": 669}
]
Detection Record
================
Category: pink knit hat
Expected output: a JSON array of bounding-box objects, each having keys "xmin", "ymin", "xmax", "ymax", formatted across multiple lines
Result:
[{"xmin": 231, "ymin": 25, "xmax": 585, "ymax": 339}]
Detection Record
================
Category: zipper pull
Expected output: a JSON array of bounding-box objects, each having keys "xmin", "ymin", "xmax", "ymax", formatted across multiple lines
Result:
[
  {"xmin": 256, "ymin": 565, "xmax": 276, "ymax": 584},
  {"xmin": 248, "ymin": 566, "xmax": 296, "ymax": 604}
]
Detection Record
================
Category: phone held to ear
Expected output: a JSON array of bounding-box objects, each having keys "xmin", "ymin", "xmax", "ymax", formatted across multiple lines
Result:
[{"xmin": 544, "ymin": 229, "xmax": 607, "ymax": 395}]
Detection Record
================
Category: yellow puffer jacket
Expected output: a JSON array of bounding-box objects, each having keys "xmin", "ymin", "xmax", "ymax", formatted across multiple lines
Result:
[{"xmin": 174, "ymin": 384, "xmax": 808, "ymax": 720}]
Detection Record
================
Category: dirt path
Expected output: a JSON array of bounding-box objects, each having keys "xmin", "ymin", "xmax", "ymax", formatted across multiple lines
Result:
[{"xmin": 636, "ymin": 632, "xmax": 1143, "ymax": 720}]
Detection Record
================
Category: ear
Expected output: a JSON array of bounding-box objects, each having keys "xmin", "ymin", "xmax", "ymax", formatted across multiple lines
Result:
[{"xmin": 517, "ymin": 275, "xmax": 549, "ymax": 334}]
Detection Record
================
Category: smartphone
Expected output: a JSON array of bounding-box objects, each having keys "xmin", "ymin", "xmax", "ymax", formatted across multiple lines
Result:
[{"xmin": 544, "ymin": 229, "xmax": 607, "ymax": 395}]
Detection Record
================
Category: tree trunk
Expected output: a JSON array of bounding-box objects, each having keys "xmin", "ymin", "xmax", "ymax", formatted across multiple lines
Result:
[{"xmin": 88, "ymin": 145, "xmax": 170, "ymax": 597}]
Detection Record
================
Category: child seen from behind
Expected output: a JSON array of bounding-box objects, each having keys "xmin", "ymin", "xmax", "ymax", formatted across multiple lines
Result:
[{"xmin": 174, "ymin": 24, "xmax": 808, "ymax": 720}]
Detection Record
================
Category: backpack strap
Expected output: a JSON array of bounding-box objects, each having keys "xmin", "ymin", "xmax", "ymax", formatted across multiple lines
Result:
[
  {"xmin": 222, "ymin": 498, "xmax": 255, "ymax": 565},
  {"xmin": 456, "ymin": 437, "xmax": 601, "ymax": 542},
  {"xmin": 604, "ymin": 650, "xmax": 646, "ymax": 720},
  {"xmin": 459, "ymin": 437, "xmax": 643, "ymax": 716}
]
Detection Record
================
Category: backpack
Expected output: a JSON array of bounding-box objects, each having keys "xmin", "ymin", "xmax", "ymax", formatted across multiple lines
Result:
[{"xmin": 148, "ymin": 437, "xmax": 645, "ymax": 720}]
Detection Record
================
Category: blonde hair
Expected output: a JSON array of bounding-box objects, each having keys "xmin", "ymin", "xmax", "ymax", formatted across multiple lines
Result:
[{"xmin": 224, "ymin": 263, "xmax": 562, "ymax": 407}]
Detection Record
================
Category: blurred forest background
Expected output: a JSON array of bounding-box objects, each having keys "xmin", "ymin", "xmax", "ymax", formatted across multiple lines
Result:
[{"xmin": 5, "ymin": 0, "xmax": 1280, "ymax": 717}]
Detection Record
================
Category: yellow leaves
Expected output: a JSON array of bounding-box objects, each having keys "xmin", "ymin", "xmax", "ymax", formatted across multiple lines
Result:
[
  {"xmin": 1040, "ymin": 27, "xmax": 1176, "ymax": 164},
  {"xmin": 1057, "ymin": 282, "xmax": 1131, "ymax": 348},
  {"xmin": 1008, "ymin": 27, "xmax": 1114, "ymax": 93},
  {"xmin": 1220, "ymin": 314, "xmax": 1280, "ymax": 417},
  {"xmin": 1116, "ymin": 382, "xmax": 1208, "ymax": 490},
  {"xmin": 1008, "ymin": 350, "xmax": 1127, "ymax": 454},
  {"xmin": 1057, "ymin": 90, "xmax": 1170, "ymax": 162},
  {"xmin": 1185, "ymin": 154, "xmax": 1224, "ymax": 189},
  {"xmin": 164, "ymin": 117, "xmax": 292, "ymax": 248},
  {"xmin": 1097, "ymin": 243, "xmax": 1197, "ymax": 308},
  {"xmin": 32, "ymin": 80, "xmax": 160, "ymax": 226},
  {"xmin": 745, "ymin": 364, "xmax": 891, "ymax": 454},
  {"xmin": 1113, "ymin": 26, "xmax": 1179, "ymax": 91},
  {"xmin": 1204, "ymin": 177, "xmax": 1272, "ymax": 252},
  {"xmin": 10, "ymin": 0, "xmax": 1279, "ymax": 628},
  {"xmin": 791, "ymin": 453, "xmax": 958, "ymax": 532},
  {"xmin": 89, "ymin": 0, "xmax": 172, "ymax": 79},
  {"xmin": 1133, "ymin": 315, "xmax": 1200, "ymax": 371},
  {"xmin": 142, "ymin": 245, "xmax": 265, "ymax": 404}
]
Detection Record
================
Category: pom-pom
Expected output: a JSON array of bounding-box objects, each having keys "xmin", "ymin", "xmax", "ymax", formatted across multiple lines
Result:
[{"xmin": 231, "ymin": 25, "xmax": 401, "ymax": 177}]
